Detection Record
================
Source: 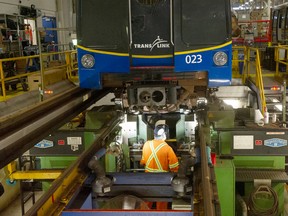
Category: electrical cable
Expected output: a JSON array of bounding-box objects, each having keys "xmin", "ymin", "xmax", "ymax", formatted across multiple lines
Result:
[{"xmin": 247, "ymin": 185, "xmax": 278, "ymax": 216}]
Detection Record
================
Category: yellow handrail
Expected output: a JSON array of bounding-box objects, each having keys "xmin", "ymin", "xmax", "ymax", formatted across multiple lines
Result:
[
  {"xmin": 245, "ymin": 47, "xmax": 266, "ymax": 113},
  {"xmin": 0, "ymin": 49, "xmax": 78, "ymax": 102},
  {"xmin": 0, "ymin": 61, "xmax": 5, "ymax": 99},
  {"xmin": 232, "ymin": 46, "xmax": 246, "ymax": 80},
  {"xmin": 275, "ymin": 45, "xmax": 288, "ymax": 77}
]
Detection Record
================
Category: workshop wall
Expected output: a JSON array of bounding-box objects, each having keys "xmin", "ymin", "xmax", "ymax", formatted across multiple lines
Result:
[
  {"xmin": 0, "ymin": 0, "xmax": 76, "ymax": 50},
  {"xmin": 56, "ymin": 0, "xmax": 75, "ymax": 47},
  {"xmin": 0, "ymin": 0, "xmax": 57, "ymax": 16}
]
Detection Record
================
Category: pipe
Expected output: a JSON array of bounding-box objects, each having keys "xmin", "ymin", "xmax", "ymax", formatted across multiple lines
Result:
[
  {"xmin": 167, "ymin": 90, "xmax": 191, "ymax": 112},
  {"xmin": 93, "ymin": 148, "xmax": 106, "ymax": 160},
  {"xmin": 237, "ymin": 194, "xmax": 248, "ymax": 216},
  {"xmin": 274, "ymin": 2, "xmax": 288, "ymax": 8},
  {"xmin": 88, "ymin": 157, "xmax": 106, "ymax": 179}
]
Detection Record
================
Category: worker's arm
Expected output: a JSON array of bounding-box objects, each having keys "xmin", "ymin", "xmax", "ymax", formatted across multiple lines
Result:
[
  {"xmin": 168, "ymin": 147, "xmax": 179, "ymax": 172},
  {"xmin": 140, "ymin": 141, "xmax": 149, "ymax": 165}
]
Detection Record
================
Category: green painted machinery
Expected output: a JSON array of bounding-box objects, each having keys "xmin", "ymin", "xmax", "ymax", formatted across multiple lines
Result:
[{"xmin": 209, "ymin": 105, "xmax": 288, "ymax": 216}]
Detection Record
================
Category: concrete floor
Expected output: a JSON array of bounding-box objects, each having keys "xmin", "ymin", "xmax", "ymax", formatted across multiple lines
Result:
[{"xmin": 0, "ymin": 191, "xmax": 43, "ymax": 216}]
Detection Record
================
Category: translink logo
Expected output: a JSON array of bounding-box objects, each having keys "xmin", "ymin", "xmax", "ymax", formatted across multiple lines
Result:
[{"xmin": 133, "ymin": 36, "xmax": 170, "ymax": 51}]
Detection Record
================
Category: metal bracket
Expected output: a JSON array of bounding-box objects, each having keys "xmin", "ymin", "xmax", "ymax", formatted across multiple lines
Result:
[{"xmin": 254, "ymin": 179, "xmax": 271, "ymax": 188}]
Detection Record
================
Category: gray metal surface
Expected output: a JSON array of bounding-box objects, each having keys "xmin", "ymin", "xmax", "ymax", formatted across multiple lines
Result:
[
  {"xmin": 0, "ymin": 80, "xmax": 76, "ymax": 117},
  {"xmin": 236, "ymin": 169, "xmax": 288, "ymax": 182},
  {"xmin": 107, "ymin": 172, "xmax": 175, "ymax": 185},
  {"xmin": 0, "ymin": 87, "xmax": 112, "ymax": 169}
]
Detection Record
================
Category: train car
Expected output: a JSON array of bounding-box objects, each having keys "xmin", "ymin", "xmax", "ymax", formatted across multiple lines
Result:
[
  {"xmin": 76, "ymin": 0, "xmax": 232, "ymax": 112},
  {"xmin": 271, "ymin": 4, "xmax": 288, "ymax": 44}
]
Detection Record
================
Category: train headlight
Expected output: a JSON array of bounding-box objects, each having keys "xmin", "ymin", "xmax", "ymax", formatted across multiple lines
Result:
[
  {"xmin": 81, "ymin": 54, "xmax": 95, "ymax": 68},
  {"xmin": 213, "ymin": 51, "xmax": 228, "ymax": 66}
]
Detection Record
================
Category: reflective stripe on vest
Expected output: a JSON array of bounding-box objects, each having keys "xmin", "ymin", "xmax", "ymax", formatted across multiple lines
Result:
[
  {"xmin": 146, "ymin": 141, "xmax": 166, "ymax": 172},
  {"xmin": 169, "ymin": 161, "xmax": 179, "ymax": 169}
]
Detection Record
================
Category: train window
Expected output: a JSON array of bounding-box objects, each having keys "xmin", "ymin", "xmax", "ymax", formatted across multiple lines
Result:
[
  {"xmin": 272, "ymin": 10, "xmax": 279, "ymax": 44},
  {"xmin": 284, "ymin": 8, "xmax": 288, "ymax": 43},
  {"xmin": 272, "ymin": 10, "xmax": 278, "ymax": 27},
  {"xmin": 137, "ymin": 0, "xmax": 165, "ymax": 5},
  {"xmin": 77, "ymin": 0, "xmax": 129, "ymax": 51},
  {"xmin": 278, "ymin": 8, "xmax": 286, "ymax": 43},
  {"xmin": 279, "ymin": 9, "xmax": 285, "ymax": 28},
  {"xmin": 181, "ymin": 0, "xmax": 229, "ymax": 46}
]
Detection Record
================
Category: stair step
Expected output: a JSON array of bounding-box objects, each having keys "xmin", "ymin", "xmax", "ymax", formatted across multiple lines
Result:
[
  {"xmin": 265, "ymin": 93, "xmax": 285, "ymax": 97},
  {"xmin": 266, "ymin": 102, "xmax": 283, "ymax": 106}
]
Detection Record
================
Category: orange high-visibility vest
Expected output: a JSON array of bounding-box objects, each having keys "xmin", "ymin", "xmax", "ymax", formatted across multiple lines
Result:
[{"xmin": 140, "ymin": 140, "xmax": 179, "ymax": 172}]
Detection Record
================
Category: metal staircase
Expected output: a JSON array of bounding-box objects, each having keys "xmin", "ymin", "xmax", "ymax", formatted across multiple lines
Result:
[
  {"xmin": 264, "ymin": 79, "xmax": 287, "ymax": 125},
  {"xmin": 232, "ymin": 45, "xmax": 288, "ymax": 125}
]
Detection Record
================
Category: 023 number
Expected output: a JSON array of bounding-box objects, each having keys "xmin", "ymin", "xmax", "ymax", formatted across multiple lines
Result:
[{"xmin": 185, "ymin": 54, "xmax": 202, "ymax": 64}]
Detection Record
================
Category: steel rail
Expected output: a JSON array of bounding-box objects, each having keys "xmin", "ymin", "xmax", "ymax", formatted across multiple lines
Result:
[
  {"xmin": 0, "ymin": 86, "xmax": 112, "ymax": 169},
  {"xmin": 24, "ymin": 111, "xmax": 123, "ymax": 216},
  {"xmin": 199, "ymin": 125, "xmax": 215, "ymax": 216}
]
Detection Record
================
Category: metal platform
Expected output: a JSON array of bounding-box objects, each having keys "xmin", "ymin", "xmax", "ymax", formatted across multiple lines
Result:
[{"xmin": 0, "ymin": 80, "xmax": 76, "ymax": 117}]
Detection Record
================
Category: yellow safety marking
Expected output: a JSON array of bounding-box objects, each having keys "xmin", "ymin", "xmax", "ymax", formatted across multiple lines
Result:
[
  {"xmin": 77, "ymin": 45, "xmax": 129, "ymax": 57},
  {"xmin": 169, "ymin": 162, "xmax": 179, "ymax": 169},
  {"xmin": 146, "ymin": 141, "xmax": 166, "ymax": 171},
  {"xmin": 145, "ymin": 167, "xmax": 168, "ymax": 172},
  {"xmin": 7, "ymin": 162, "xmax": 17, "ymax": 174},
  {"xmin": 166, "ymin": 139, "xmax": 177, "ymax": 142},
  {"xmin": 37, "ymin": 167, "xmax": 87, "ymax": 215},
  {"xmin": 146, "ymin": 141, "xmax": 166, "ymax": 169},
  {"xmin": 175, "ymin": 41, "xmax": 232, "ymax": 55},
  {"xmin": 10, "ymin": 170, "xmax": 62, "ymax": 180}
]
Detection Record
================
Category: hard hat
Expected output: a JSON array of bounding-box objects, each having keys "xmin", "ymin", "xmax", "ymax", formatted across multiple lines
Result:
[{"xmin": 154, "ymin": 124, "xmax": 169, "ymax": 139}]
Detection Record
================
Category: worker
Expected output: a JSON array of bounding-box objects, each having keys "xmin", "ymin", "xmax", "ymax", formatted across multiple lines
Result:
[{"xmin": 140, "ymin": 124, "xmax": 179, "ymax": 210}]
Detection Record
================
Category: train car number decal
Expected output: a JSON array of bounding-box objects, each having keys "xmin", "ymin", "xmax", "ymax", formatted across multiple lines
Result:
[{"xmin": 185, "ymin": 54, "xmax": 203, "ymax": 64}]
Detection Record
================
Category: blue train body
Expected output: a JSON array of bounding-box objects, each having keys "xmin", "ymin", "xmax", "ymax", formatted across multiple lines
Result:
[
  {"xmin": 78, "ymin": 42, "xmax": 232, "ymax": 89},
  {"xmin": 77, "ymin": 0, "xmax": 232, "ymax": 89}
]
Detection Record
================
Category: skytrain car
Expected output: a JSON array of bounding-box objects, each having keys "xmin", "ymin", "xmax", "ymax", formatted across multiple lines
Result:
[
  {"xmin": 271, "ymin": 4, "xmax": 288, "ymax": 44},
  {"xmin": 76, "ymin": 0, "xmax": 232, "ymax": 112}
]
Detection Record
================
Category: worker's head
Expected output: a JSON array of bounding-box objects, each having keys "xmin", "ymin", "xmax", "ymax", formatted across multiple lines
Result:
[{"xmin": 154, "ymin": 124, "xmax": 168, "ymax": 140}]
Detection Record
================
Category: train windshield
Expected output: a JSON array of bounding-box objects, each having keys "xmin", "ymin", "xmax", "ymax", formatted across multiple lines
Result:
[
  {"xmin": 77, "ymin": 0, "xmax": 230, "ymax": 48},
  {"xmin": 76, "ymin": 0, "xmax": 129, "ymax": 51},
  {"xmin": 181, "ymin": 0, "xmax": 230, "ymax": 46}
]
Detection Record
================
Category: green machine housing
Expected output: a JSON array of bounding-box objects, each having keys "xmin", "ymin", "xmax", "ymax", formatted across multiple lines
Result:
[{"xmin": 210, "ymin": 107, "xmax": 288, "ymax": 216}]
